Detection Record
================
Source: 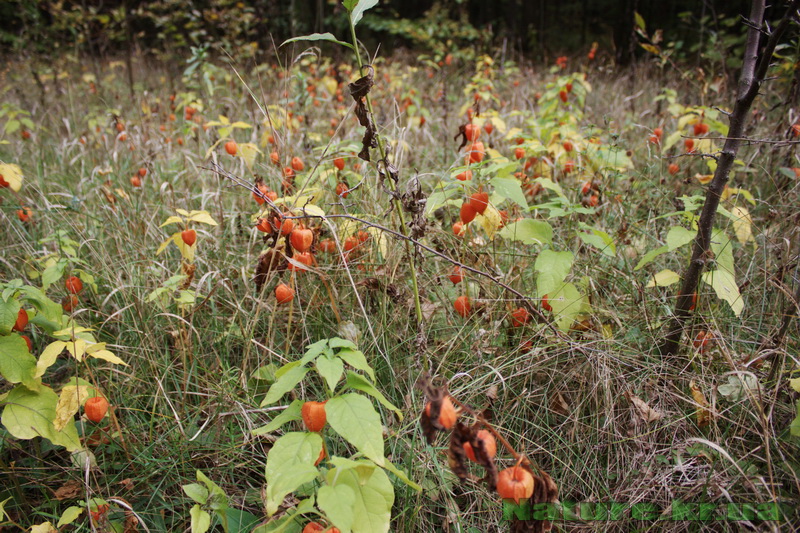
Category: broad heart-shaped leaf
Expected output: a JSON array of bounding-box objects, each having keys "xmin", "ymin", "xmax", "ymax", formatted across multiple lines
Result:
[
  {"xmin": 666, "ymin": 226, "xmax": 696, "ymax": 251},
  {"xmin": 300, "ymin": 339, "xmax": 332, "ymax": 365},
  {"xmin": 183, "ymin": 483, "xmax": 209, "ymax": 504},
  {"xmin": 327, "ymin": 462, "xmax": 393, "ymax": 533},
  {"xmin": 316, "ymin": 354, "xmax": 344, "ymax": 393},
  {"xmin": 535, "ymin": 250, "xmax": 574, "ymax": 297},
  {"xmin": 499, "ymin": 219, "xmax": 553, "ymax": 246},
  {"xmin": 197, "ymin": 469, "xmax": 228, "ymax": 512},
  {"xmin": 56, "ymin": 506, "xmax": 84, "ymax": 527},
  {"xmin": 41, "ymin": 259, "xmax": 66, "ymax": 291},
  {"xmin": 2, "ymin": 384, "xmax": 81, "ymax": 451},
  {"xmin": 261, "ymin": 364, "xmax": 309, "ymax": 406},
  {"xmin": 549, "ymin": 282, "xmax": 590, "ymax": 332},
  {"xmin": 265, "ymin": 432, "xmax": 323, "ymax": 516},
  {"xmin": 490, "ymin": 177, "xmax": 529, "ymax": 209},
  {"xmin": 0, "ymin": 334, "xmax": 37, "ymax": 386},
  {"xmin": 348, "ymin": 0, "xmax": 379, "ymax": 27},
  {"xmin": 702, "ymin": 269, "xmax": 743, "ymax": 317},
  {"xmin": 53, "ymin": 383, "xmax": 91, "ymax": 431},
  {"xmin": 190, "ymin": 504, "xmax": 211, "ymax": 533},
  {"xmin": 634, "ymin": 245, "xmax": 668, "ymax": 271},
  {"xmin": 224, "ymin": 508, "xmax": 261, "ymax": 533},
  {"xmin": 36, "ymin": 340, "xmax": 66, "ymax": 378},
  {"xmin": 19, "ymin": 286, "xmax": 65, "ymax": 329},
  {"xmin": 326, "ymin": 394, "xmax": 384, "ymax": 466},
  {"xmin": 317, "ymin": 484, "xmax": 355, "ymax": 533},
  {"xmin": 709, "ymin": 229, "xmax": 735, "ymax": 275},
  {"xmin": 577, "ymin": 226, "xmax": 616, "ymax": 256},
  {"xmin": 0, "ymin": 297, "xmax": 20, "ymax": 335},
  {"xmin": 187, "ymin": 210, "xmax": 219, "ymax": 226},
  {"xmin": 252, "ymin": 399, "xmax": 303, "ymax": 435},
  {"xmin": 336, "ymin": 348, "xmax": 374, "ymax": 380},
  {"xmin": 281, "ymin": 33, "xmax": 354, "ymax": 51},
  {"xmin": 645, "ymin": 269, "xmax": 681, "ymax": 287},
  {"xmin": 344, "ymin": 372, "xmax": 401, "ymax": 420},
  {"xmin": 0, "ymin": 163, "xmax": 23, "ymax": 191}
]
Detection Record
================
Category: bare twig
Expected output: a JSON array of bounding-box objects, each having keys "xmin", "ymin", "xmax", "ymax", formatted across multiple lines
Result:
[{"xmin": 660, "ymin": 0, "xmax": 800, "ymax": 357}]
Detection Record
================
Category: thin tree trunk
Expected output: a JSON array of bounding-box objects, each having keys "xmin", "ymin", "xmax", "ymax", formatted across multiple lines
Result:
[{"xmin": 660, "ymin": 0, "xmax": 800, "ymax": 357}]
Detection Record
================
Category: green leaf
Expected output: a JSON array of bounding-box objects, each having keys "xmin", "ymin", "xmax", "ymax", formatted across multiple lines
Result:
[
  {"xmin": 710, "ymin": 230, "xmax": 735, "ymax": 275},
  {"xmin": 577, "ymin": 227, "xmax": 616, "ymax": 256},
  {"xmin": 498, "ymin": 219, "xmax": 553, "ymax": 245},
  {"xmin": 344, "ymin": 372, "xmax": 401, "ymax": 419},
  {"xmin": 790, "ymin": 377, "xmax": 800, "ymax": 393},
  {"xmin": 0, "ymin": 297, "xmax": 21, "ymax": 335},
  {"xmin": 265, "ymin": 432, "xmax": 323, "ymax": 516},
  {"xmin": 281, "ymin": 33, "xmax": 354, "ymax": 51},
  {"xmin": 261, "ymin": 365, "xmax": 309, "ymax": 406},
  {"xmin": 327, "ymin": 463, "xmax": 393, "ymax": 533},
  {"xmin": 490, "ymin": 177, "xmax": 528, "ymax": 209},
  {"xmin": 0, "ymin": 497, "xmax": 11, "ymax": 522},
  {"xmin": 318, "ymin": 484, "xmax": 355, "ymax": 533},
  {"xmin": 380, "ymin": 458, "xmax": 421, "ymax": 491},
  {"xmin": 300, "ymin": 339, "xmax": 332, "ymax": 365},
  {"xmin": 41, "ymin": 260, "xmax": 66, "ymax": 291},
  {"xmin": 252, "ymin": 399, "xmax": 303, "ymax": 435},
  {"xmin": 329, "ymin": 337, "xmax": 357, "ymax": 350},
  {"xmin": 316, "ymin": 355, "xmax": 344, "ymax": 393},
  {"xmin": 634, "ymin": 245, "xmax": 669, "ymax": 271},
  {"xmin": 349, "ymin": 0, "xmax": 379, "ymax": 27},
  {"xmin": 190, "ymin": 504, "xmax": 211, "ymax": 533},
  {"xmin": 532, "ymin": 178, "xmax": 566, "ymax": 199},
  {"xmin": 535, "ymin": 250, "xmax": 574, "ymax": 297},
  {"xmin": 2, "ymin": 385, "xmax": 81, "ymax": 451},
  {"xmin": 790, "ymin": 401, "xmax": 800, "ymax": 437},
  {"xmin": 645, "ymin": 269, "xmax": 681, "ymax": 287},
  {"xmin": 57, "ymin": 506, "xmax": 84, "ymax": 527},
  {"xmin": 0, "ymin": 334, "xmax": 37, "ymax": 386},
  {"xmin": 701, "ymin": 269, "xmax": 743, "ymax": 317},
  {"xmin": 548, "ymin": 282, "xmax": 590, "ymax": 332},
  {"xmin": 225, "ymin": 508, "xmax": 262, "ymax": 533},
  {"xmin": 183, "ymin": 483, "xmax": 209, "ymax": 505},
  {"xmin": 326, "ymin": 394, "xmax": 384, "ymax": 466},
  {"xmin": 336, "ymin": 348, "xmax": 374, "ymax": 380},
  {"xmin": 666, "ymin": 226, "xmax": 696, "ymax": 251}
]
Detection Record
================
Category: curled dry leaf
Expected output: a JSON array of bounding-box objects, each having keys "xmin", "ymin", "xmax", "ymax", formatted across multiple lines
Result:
[
  {"xmin": 624, "ymin": 391, "xmax": 663, "ymax": 424},
  {"xmin": 348, "ymin": 67, "xmax": 376, "ymax": 161},
  {"xmin": 53, "ymin": 479, "xmax": 83, "ymax": 500},
  {"xmin": 510, "ymin": 470, "xmax": 559, "ymax": 533},
  {"xmin": 690, "ymin": 379, "xmax": 711, "ymax": 428}
]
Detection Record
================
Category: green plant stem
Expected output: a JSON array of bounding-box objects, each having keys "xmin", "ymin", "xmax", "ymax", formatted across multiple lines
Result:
[{"xmin": 348, "ymin": 21, "xmax": 425, "ymax": 341}]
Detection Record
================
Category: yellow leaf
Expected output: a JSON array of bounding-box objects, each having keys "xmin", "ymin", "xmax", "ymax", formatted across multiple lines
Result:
[
  {"xmin": 156, "ymin": 237, "xmax": 173, "ymax": 255},
  {"xmin": 173, "ymin": 232, "xmax": 195, "ymax": 262},
  {"xmin": 230, "ymin": 121, "xmax": 252, "ymax": 129},
  {"xmin": 640, "ymin": 43, "xmax": 661, "ymax": 56},
  {"xmin": 30, "ymin": 522, "xmax": 57, "ymax": 533},
  {"xmin": 485, "ymin": 148, "xmax": 503, "ymax": 161},
  {"xmin": 645, "ymin": 269, "xmax": 681, "ymax": 287},
  {"xmin": 476, "ymin": 204, "xmax": 502, "ymax": 240},
  {"xmin": 187, "ymin": 210, "xmax": 218, "ymax": 226},
  {"xmin": 239, "ymin": 142, "xmax": 261, "ymax": 171},
  {"xmin": 160, "ymin": 216, "xmax": 184, "ymax": 227},
  {"xmin": 290, "ymin": 204, "xmax": 326, "ymax": 218},
  {"xmin": 176, "ymin": 208, "xmax": 190, "ymax": 216},
  {"xmin": 66, "ymin": 339, "xmax": 87, "ymax": 362},
  {"xmin": 321, "ymin": 76, "xmax": 338, "ymax": 96},
  {"xmin": 217, "ymin": 115, "xmax": 231, "ymax": 125},
  {"xmin": 694, "ymin": 173, "xmax": 713, "ymax": 185},
  {"xmin": 504, "ymin": 127, "xmax": 523, "ymax": 142},
  {"xmin": 690, "ymin": 379, "xmax": 711, "ymax": 427},
  {"xmin": 87, "ymin": 349, "xmax": 127, "ymax": 366},
  {"xmin": 366, "ymin": 226, "xmax": 387, "ymax": 259},
  {"xmin": 54, "ymin": 385, "xmax": 91, "ymax": 431},
  {"xmin": 0, "ymin": 163, "xmax": 24, "ymax": 192},
  {"xmin": 53, "ymin": 326, "xmax": 93, "ymax": 338},
  {"xmin": 36, "ymin": 341, "xmax": 67, "ymax": 378},
  {"xmin": 731, "ymin": 206, "xmax": 752, "ymax": 244},
  {"xmin": 790, "ymin": 377, "xmax": 800, "ymax": 393}
]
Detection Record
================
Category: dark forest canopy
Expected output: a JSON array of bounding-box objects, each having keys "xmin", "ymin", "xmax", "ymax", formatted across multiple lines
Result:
[{"xmin": 0, "ymin": 0, "xmax": 774, "ymax": 66}]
